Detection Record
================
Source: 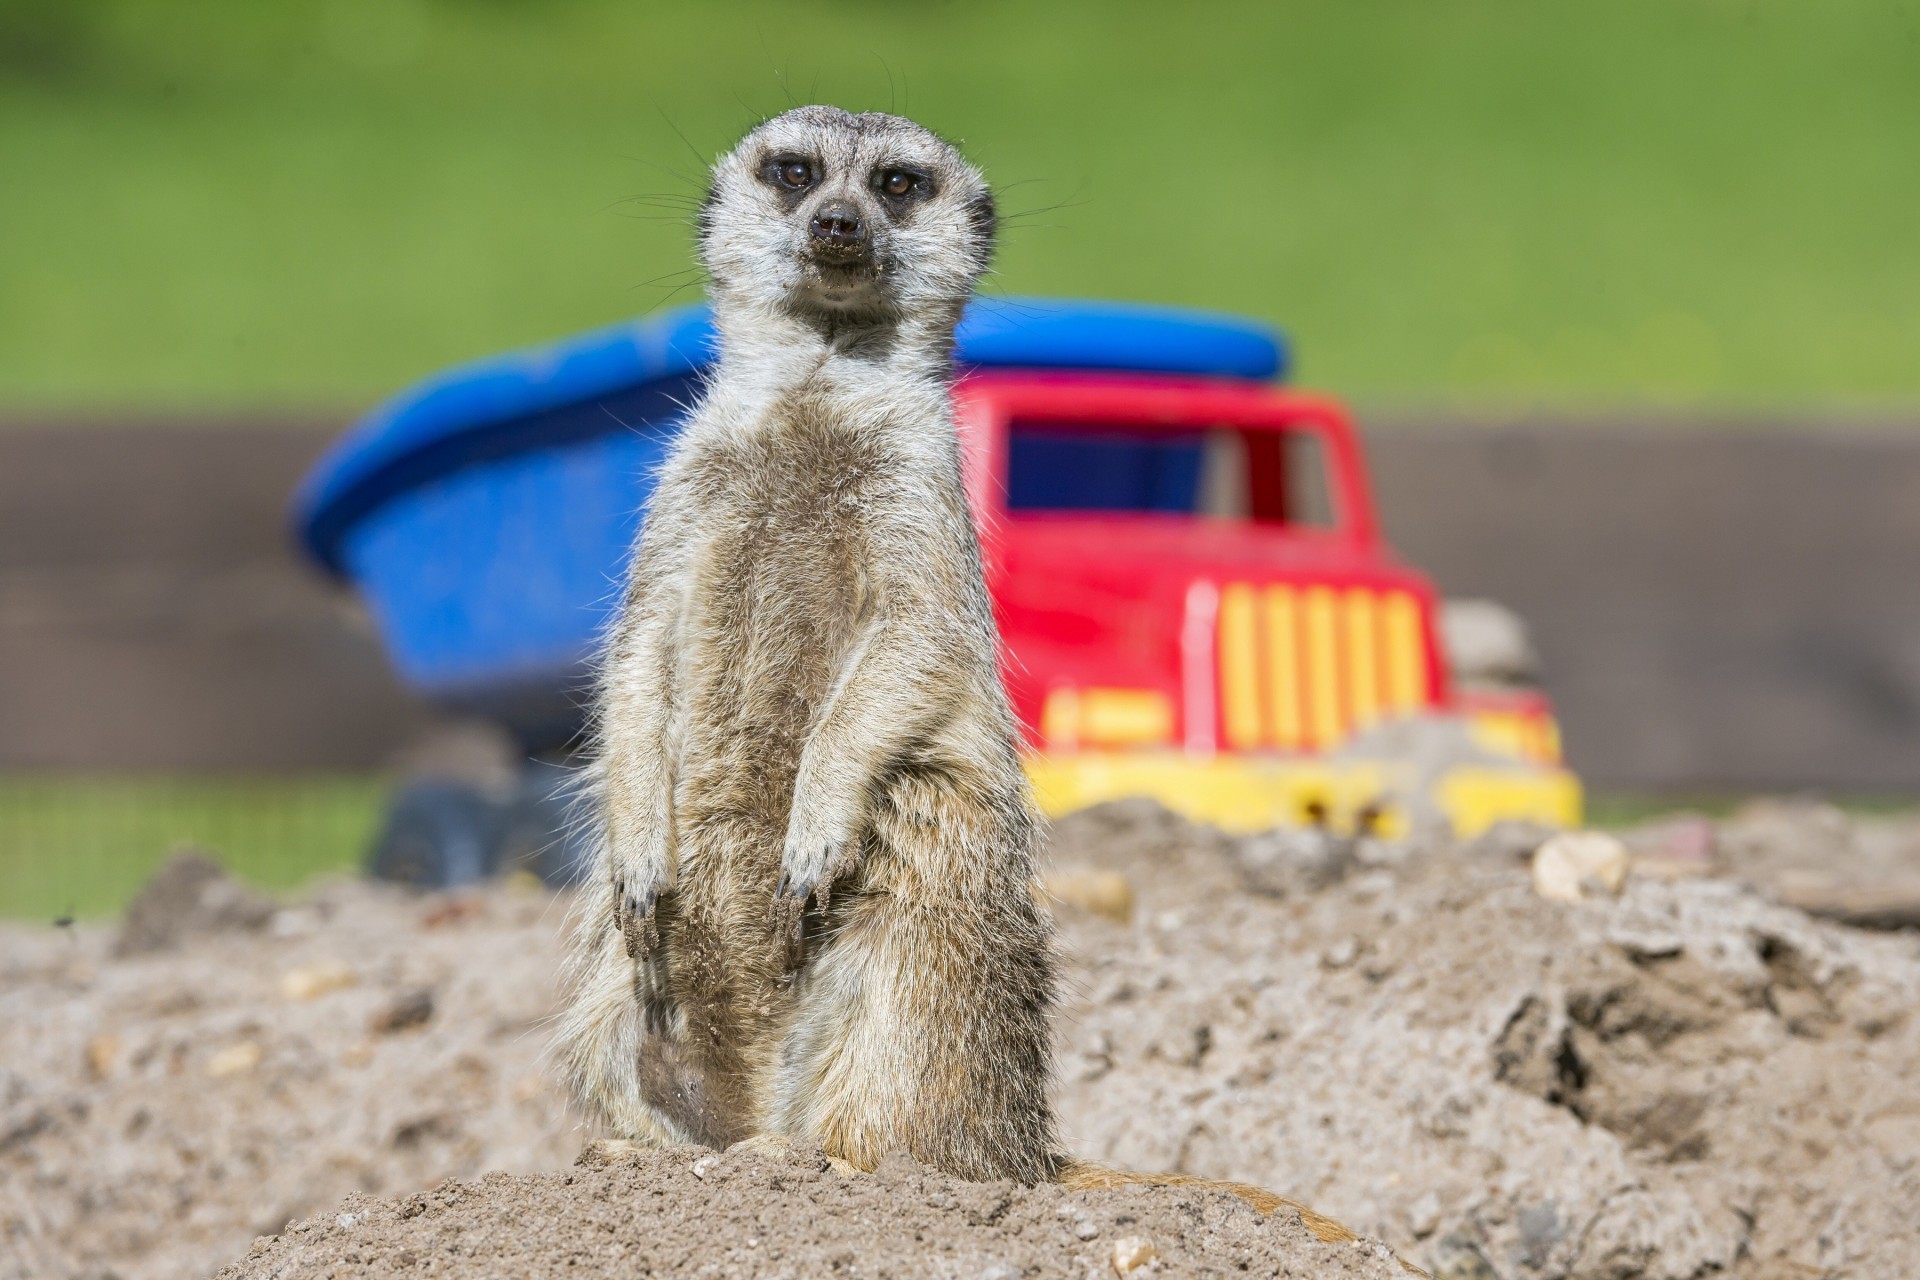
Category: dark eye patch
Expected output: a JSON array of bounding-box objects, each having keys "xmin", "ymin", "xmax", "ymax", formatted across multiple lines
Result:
[
  {"xmin": 873, "ymin": 166, "xmax": 933, "ymax": 202},
  {"xmin": 761, "ymin": 155, "xmax": 817, "ymax": 192}
]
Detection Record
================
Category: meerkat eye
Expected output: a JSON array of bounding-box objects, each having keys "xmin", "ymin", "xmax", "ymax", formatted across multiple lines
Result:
[
  {"xmin": 877, "ymin": 169, "xmax": 925, "ymax": 199},
  {"xmin": 767, "ymin": 158, "xmax": 815, "ymax": 190}
]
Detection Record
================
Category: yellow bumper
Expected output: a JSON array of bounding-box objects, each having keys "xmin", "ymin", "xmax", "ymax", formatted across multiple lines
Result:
[{"xmin": 1024, "ymin": 749, "xmax": 1582, "ymax": 838}]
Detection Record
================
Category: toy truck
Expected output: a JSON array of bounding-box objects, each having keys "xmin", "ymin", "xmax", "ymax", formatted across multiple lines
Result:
[{"xmin": 295, "ymin": 299, "xmax": 1576, "ymax": 885}]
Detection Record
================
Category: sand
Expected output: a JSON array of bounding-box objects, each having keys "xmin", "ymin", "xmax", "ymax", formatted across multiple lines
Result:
[
  {"xmin": 4, "ymin": 800, "xmax": 1917, "ymax": 1279},
  {"xmin": 216, "ymin": 1140, "xmax": 1410, "ymax": 1280}
]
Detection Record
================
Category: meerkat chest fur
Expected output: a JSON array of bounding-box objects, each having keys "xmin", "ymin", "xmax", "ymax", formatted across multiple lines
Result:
[{"xmin": 668, "ymin": 371, "xmax": 954, "ymax": 858}]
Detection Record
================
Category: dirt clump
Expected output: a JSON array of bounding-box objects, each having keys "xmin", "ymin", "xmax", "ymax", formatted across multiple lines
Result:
[
  {"xmin": 4, "ymin": 799, "xmax": 1918, "ymax": 1280},
  {"xmin": 219, "ymin": 1139, "xmax": 1411, "ymax": 1279},
  {"xmin": 1, "ymin": 875, "xmax": 578, "ymax": 1280},
  {"xmin": 1710, "ymin": 798, "xmax": 1920, "ymax": 930},
  {"xmin": 113, "ymin": 849, "xmax": 274, "ymax": 956},
  {"xmin": 1046, "ymin": 802, "xmax": 1920, "ymax": 1280}
]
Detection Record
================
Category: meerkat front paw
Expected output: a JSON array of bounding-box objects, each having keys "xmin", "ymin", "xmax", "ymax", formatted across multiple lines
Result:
[
  {"xmin": 770, "ymin": 852, "xmax": 835, "ymax": 972},
  {"xmin": 612, "ymin": 873, "xmax": 661, "ymax": 960},
  {"xmin": 772, "ymin": 807, "xmax": 853, "ymax": 969},
  {"xmin": 606, "ymin": 814, "xmax": 675, "ymax": 960}
]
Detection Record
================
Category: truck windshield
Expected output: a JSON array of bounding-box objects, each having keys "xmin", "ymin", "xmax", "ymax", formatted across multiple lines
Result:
[{"xmin": 1005, "ymin": 421, "xmax": 1335, "ymax": 528}]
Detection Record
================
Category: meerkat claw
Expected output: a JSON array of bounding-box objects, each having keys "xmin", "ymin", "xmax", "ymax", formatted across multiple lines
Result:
[
  {"xmin": 617, "ymin": 884, "xmax": 659, "ymax": 960},
  {"xmin": 769, "ymin": 884, "xmax": 809, "ymax": 971}
]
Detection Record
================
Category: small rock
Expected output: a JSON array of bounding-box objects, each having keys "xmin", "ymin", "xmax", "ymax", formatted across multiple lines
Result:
[
  {"xmin": 207, "ymin": 1041, "xmax": 262, "ymax": 1077},
  {"xmin": 1430, "ymin": 1232, "xmax": 1501, "ymax": 1280},
  {"xmin": 1233, "ymin": 827, "xmax": 1355, "ymax": 898},
  {"xmin": 420, "ymin": 896, "xmax": 487, "ymax": 929},
  {"xmin": 1515, "ymin": 1201, "xmax": 1563, "ymax": 1268},
  {"xmin": 1322, "ymin": 938, "xmax": 1359, "ymax": 969},
  {"xmin": 1440, "ymin": 598, "xmax": 1540, "ymax": 689},
  {"xmin": 1045, "ymin": 869, "xmax": 1136, "ymax": 923},
  {"xmin": 280, "ymin": 961, "xmax": 357, "ymax": 1001},
  {"xmin": 1530, "ymin": 831, "xmax": 1630, "ymax": 902},
  {"xmin": 1407, "ymin": 1190, "xmax": 1442, "ymax": 1239},
  {"xmin": 368, "ymin": 989, "xmax": 434, "ymax": 1034},
  {"xmin": 85, "ymin": 1033, "xmax": 119, "ymax": 1080},
  {"xmin": 114, "ymin": 851, "xmax": 273, "ymax": 957},
  {"xmin": 690, "ymin": 1154, "xmax": 721, "ymax": 1180},
  {"xmin": 1111, "ymin": 1236, "xmax": 1158, "ymax": 1273}
]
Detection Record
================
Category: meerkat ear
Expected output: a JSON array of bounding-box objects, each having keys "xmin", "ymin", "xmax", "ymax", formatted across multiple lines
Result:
[{"xmin": 967, "ymin": 189, "xmax": 998, "ymax": 261}]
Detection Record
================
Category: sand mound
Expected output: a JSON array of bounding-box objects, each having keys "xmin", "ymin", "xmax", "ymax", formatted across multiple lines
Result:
[
  {"xmin": 4, "ymin": 800, "xmax": 1917, "ymax": 1280},
  {"xmin": 218, "ymin": 1140, "xmax": 1409, "ymax": 1279}
]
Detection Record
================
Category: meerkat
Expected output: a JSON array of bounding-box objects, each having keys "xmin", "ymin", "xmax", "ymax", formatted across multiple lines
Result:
[
  {"xmin": 553, "ymin": 107, "xmax": 1393, "ymax": 1257},
  {"xmin": 557, "ymin": 104, "xmax": 1056, "ymax": 1183}
]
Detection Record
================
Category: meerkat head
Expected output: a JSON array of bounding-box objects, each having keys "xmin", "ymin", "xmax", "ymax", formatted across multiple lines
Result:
[{"xmin": 699, "ymin": 106, "xmax": 996, "ymax": 329}]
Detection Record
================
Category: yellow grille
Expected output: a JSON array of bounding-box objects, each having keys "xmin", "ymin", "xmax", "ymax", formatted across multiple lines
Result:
[{"xmin": 1217, "ymin": 583, "xmax": 1432, "ymax": 750}]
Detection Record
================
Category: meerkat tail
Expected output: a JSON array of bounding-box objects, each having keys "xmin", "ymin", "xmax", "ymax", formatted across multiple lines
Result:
[
  {"xmin": 1055, "ymin": 1159, "xmax": 1352, "ymax": 1241},
  {"xmin": 1057, "ymin": 1161, "xmax": 1431, "ymax": 1276}
]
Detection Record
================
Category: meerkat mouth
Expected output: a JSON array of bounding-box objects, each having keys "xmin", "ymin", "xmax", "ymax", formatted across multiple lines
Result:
[
  {"xmin": 794, "ymin": 252, "xmax": 890, "ymax": 313},
  {"xmin": 803, "ymin": 248, "xmax": 877, "ymax": 276}
]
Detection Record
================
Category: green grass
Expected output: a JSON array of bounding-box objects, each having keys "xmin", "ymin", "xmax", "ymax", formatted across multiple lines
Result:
[
  {"xmin": 1, "ymin": 0, "xmax": 1916, "ymax": 414},
  {"xmin": 1583, "ymin": 791, "xmax": 1918, "ymax": 830},
  {"xmin": 0, "ymin": 776, "xmax": 387, "ymax": 920}
]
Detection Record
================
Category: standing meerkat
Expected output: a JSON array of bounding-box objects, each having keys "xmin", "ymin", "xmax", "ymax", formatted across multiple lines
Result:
[
  {"xmin": 557, "ymin": 104, "xmax": 1058, "ymax": 1182},
  {"xmin": 555, "ymin": 108, "xmax": 1392, "ymax": 1259}
]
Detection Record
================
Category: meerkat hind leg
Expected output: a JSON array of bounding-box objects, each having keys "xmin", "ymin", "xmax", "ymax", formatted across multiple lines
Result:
[
  {"xmin": 772, "ymin": 900, "xmax": 1056, "ymax": 1182},
  {"xmin": 559, "ymin": 910, "xmax": 715, "ymax": 1148}
]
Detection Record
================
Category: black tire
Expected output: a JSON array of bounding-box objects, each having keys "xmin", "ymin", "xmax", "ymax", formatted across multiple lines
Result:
[{"xmin": 366, "ymin": 780, "xmax": 503, "ymax": 889}]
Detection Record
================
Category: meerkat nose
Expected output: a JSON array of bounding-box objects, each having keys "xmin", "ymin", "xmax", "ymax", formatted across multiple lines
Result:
[{"xmin": 809, "ymin": 204, "xmax": 866, "ymax": 246}]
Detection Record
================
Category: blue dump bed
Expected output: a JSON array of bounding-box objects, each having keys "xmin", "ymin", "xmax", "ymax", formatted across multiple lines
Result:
[{"xmin": 294, "ymin": 297, "xmax": 1285, "ymax": 746}]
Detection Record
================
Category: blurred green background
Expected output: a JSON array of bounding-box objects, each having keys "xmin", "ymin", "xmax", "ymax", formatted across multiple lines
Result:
[
  {"xmin": 4, "ymin": 0, "xmax": 1917, "ymax": 918},
  {"xmin": 0, "ymin": 777, "xmax": 384, "ymax": 919},
  {"xmin": 3, "ymin": 0, "xmax": 1917, "ymax": 415}
]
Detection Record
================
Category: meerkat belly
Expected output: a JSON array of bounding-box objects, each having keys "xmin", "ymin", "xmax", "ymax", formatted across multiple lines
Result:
[
  {"xmin": 661, "ymin": 436, "xmax": 873, "ymax": 1058},
  {"xmin": 673, "ymin": 520, "xmax": 860, "ymax": 877}
]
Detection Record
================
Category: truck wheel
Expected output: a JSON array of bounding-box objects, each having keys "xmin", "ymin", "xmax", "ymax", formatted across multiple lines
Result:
[{"xmin": 366, "ymin": 780, "xmax": 502, "ymax": 889}]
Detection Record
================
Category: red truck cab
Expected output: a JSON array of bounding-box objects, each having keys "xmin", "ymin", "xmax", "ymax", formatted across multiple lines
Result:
[{"xmin": 955, "ymin": 371, "xmax": 1578, "ymax": 837}]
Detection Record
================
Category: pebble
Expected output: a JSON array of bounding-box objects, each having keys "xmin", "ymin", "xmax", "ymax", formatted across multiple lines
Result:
[
  {"xmin": 1111, "ymin": 1236, "xmax": 1158, "ymax": 1273},
  {"xmin": 369, "ymin": 989, "xmax": 435, "ymax": 1034},
  {"xmin": 1530, "ymin": 831, "xmax": 1630, "ymax": 902},
  {"xmin": 1044, "ymin": 870, "xmax": 1136, "ymax": 924},
  {"xmin": 207, "ymin": 1041, "xmax": 262, "ymax": 1077},
  {"xmin": 1407, "ymin": 1190, "xmax": 1443, "ymax": 1239},
  {"xmin": 280, "ymin": 961, "xmax": 357, "ymax": 1001},
  {"xmin": 85, "ymin": 1033, "xmax": 119, "ymax": 1080}
]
